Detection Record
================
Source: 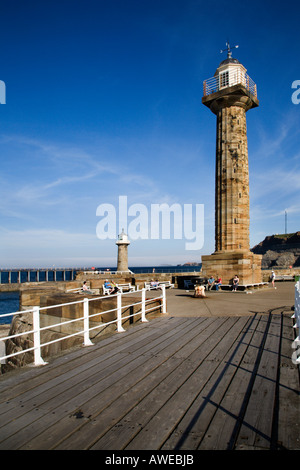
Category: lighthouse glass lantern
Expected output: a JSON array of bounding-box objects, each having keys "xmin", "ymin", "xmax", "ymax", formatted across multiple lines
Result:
[{"xmin": 216, "ymin": 58, "xmax": 247, "ymax": 90}]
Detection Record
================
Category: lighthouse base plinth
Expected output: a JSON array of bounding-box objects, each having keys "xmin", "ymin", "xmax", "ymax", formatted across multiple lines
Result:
[{"xmin": 201, "ymin": 251, "xmax": 262, "ymax": 285}]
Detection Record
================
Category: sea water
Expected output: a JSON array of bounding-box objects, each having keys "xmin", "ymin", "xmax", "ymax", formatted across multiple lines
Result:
[
  {"xmin": 0, "ymin": 292, "xmax": 19, "ymax": 325},
  {"xmin": 0, "ymin": 265, "xmax": 201, "ymax": 324}
]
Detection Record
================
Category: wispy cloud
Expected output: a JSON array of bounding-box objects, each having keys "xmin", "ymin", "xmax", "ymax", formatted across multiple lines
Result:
[{"xmin": 0, "ymin": 135, "xmax": 161, "ymax": 218}]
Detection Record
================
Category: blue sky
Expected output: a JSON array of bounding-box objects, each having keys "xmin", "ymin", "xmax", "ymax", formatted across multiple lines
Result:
[{"xmin": 0, "ymin": 0, "xmax": 299, "ymax": 268}]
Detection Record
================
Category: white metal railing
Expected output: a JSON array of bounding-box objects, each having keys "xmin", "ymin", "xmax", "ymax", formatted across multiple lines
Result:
[
  {"xmin": 0, "ymin": 286, "xmax": 166, "ymax": 367},
  {"xmin": 292, "ymin": 281, "xmax": 300, "ymax": 365},
  {"xmin": 203, "ymin": 69, "xmax": 257, "ymax": 98},
  {"xmin": 82, "ymin": 270, "xmax": 133, "ymax": 275}
]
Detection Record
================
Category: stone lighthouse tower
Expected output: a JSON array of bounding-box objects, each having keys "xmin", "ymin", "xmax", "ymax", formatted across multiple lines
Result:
[
  {"xmin": 201, "ymin": 43, "xmax": 262, "ymax": 285},
  {"xmin": 116, "ymin": 229, "xmax": 131, "ymax": 272}
]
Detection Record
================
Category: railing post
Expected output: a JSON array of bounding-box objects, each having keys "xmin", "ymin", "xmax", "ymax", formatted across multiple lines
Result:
[
  {"xmin": 292, "ymin": 282, "xmax": 300, "ymax": 364},
  {"xmin": 32, "ymin": 306, "xmax": 47, "ymax": 366},
  {"xmin": 141, "ymin": 288, "xmax": 148, "ymax": 323},
  {"xmin": 83, "ymin": 298, "xmax": 94, "ymax": 346},
  {"xmin": 117, "ymin": 292, "xmax": 125, "ymax": 332},
  {"xmin": 162, "ymin": 285, "xmax": 167, "ymax": 314}
]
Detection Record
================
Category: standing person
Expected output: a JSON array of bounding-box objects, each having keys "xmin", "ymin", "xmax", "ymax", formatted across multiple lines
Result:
[
  {"xmin": 270, "ymin": 270, "xmax": 276, "ymax": 288},
  {"xmin": 232, "ymin": 275, "xmax": 239, "ymax": 292}
]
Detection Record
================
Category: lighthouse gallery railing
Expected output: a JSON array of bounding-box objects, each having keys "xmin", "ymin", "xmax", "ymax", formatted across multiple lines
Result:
[{"xmin": 203, "ymin": 70, "xmax": 257, "ymax": 97}]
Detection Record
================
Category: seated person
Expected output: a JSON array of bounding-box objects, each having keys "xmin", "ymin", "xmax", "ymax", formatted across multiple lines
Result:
[
  {"xmin": 150, "ymin": 280, "xmax": 159, "ymax": 289},
  {"xmin": 232, "ymin": 275, "xmax": 239, "ymax": 291},
  {"xmin": 110, "ymin": 280, "xmax": 120, "ymax": 294},
  {"xmin": 82, "ymin": 281, "xmax": 92, "ymax": 294},
  {"xmin": 215, "ymin": 276, "xmax": 222, "ymax": 291},
  {"xmin": 207, "ymin": 276, "xmax": 215, "ymax": 290},
  {"xmin": 104, "ymin": 279, "xmax": 113, "ymax": 293}
]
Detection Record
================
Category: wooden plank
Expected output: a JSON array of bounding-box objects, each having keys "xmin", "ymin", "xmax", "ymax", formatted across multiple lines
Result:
[
  {"xmin": 122, "ymin": 316, "xmax": 252, "ymax": 450},
  {"xmin": 0, "ymin": 325, "xmax": 174, "ymax": 425},
  {"xmin": 83, "ymin": 317, "xmax": 240, "ymax": 450},
  {"xmin": 0, "ymin": 310, "xmax": 298, "ymax": 451},
  {"xmin": 0, "ymin": 315, "xmax": 178, "ymax": 399},
  {"xmin": 196, "ymin": 314, "xmax": 273, "ymax": 449},
  {"xmin": 233, "ymin": 314, "xmax": 282, "ymax": 450},
  {"xmin": 23, "ymin": 317, "xmax": 217, "ymax": 450},
  {"xmin": 31, "ymin": 319, "xmax": 224, "ymax": 448},
  {"xmin": 273, "ymin": 314, "xmax": 300, "ymax": 450},
  {"xmin": 0, "ymin": 317, "xmax": 196, "ymax": 448},
  {"xmin": 0, "ymin": 316, "xmax": 189, "ymax": 409},
  {"xmin": 161, "ymin": 314, "xmax": 260, "ymax": 450},
  {"xmin": 1, "ymin": 318, "xmax": 204, "ymax": 449}
]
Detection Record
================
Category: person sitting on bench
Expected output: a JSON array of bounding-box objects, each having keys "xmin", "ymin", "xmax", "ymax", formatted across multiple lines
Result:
[
  {"xmin": 104, "ymin": 280, "xmax": 113, "ymax": 294},
  {"xmin": 232, "ymin": 275, "xmax": 239, "ymax": 292},
  {"xmin": 207, "ymin": 276, "xmax": 215, "ymax": 290},
  {"xmin": 82, "ymin": 281, "xmax": 93, "ymax": 294},
  {"xmin": 215, "ymin": 276, "xmax": 222, "ymax": 291},
  {"xmin": 110, "ymin": 280, "xmax": 120, "ymax": 294}
]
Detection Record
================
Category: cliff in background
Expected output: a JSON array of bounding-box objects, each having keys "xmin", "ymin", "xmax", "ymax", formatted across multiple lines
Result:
[{"xmin": 251, "ymin": 232, "xmax": 300, "ymax": 268}]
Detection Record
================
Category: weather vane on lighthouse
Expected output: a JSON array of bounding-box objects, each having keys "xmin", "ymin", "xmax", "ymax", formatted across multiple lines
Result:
[{"xmin": 220, "ymin": 41, "xmax": 239, "ymax": 59}]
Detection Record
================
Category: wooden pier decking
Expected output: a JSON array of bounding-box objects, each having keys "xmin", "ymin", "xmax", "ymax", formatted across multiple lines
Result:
[{"xmin": 0, "ymin": 285, "xmax": 299, "ymax": 450}]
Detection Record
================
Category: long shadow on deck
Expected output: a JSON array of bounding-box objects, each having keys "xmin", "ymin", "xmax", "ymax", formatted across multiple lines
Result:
[{"xmin": 172, "ymin": 309, "xmax": 290, "ymax": 450}]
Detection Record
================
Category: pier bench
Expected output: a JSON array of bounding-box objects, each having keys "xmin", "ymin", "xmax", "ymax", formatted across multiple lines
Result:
[
  {"xmin": 67, "ymin": 284, "xmax": 99, "ymax": 295},
  {"xmin": 158, "ymin": 281, "xmax": 174, "ymax": 289},
  {"xmin": 102, "ymin": 286, "xmax": 112, "ymax": 295},
  {"xmin": 116, "ymin": 283, "xmax": 135, "ymax": 293},
  {"xmin": 274, "ymin": 275, "xmax": 295, "ymax": 281},
  {"xmin": 209, "ymin": 282, "xmax": 269, "ymax": 291},
  {"xmin": 145, "ymin": 281, "xmax": 174, "ymax": 290},
  {"xmin": 102, "ymin": 283, "xmax": 135, "ymax": 295}
]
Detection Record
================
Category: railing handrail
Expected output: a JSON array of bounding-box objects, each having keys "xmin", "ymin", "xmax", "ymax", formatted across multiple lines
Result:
[
  {"xmin": 0, "ymin": 286, "xmax": 166, "ymax": 367},
  {"xmin": 203, "ymin": 69, "xmax": 257, "ymax": 98},
  {"xmin": 82, "ymin": 270, "xmax": 134, "ymax": 275},
  {"xmin": 292, "ymin": 281, "xmax": 300, "ymax": 365}
]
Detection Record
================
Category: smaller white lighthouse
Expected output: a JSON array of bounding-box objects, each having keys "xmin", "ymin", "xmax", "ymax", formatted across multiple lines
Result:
[{"xmin": 116, "ymin": 229, "xmax": 131, "ymax": 273}]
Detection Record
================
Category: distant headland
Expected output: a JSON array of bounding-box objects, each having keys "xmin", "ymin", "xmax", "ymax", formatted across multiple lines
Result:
[{"xmin": 251, "ymin": 232, "xmax": 300, "ymax": 268}]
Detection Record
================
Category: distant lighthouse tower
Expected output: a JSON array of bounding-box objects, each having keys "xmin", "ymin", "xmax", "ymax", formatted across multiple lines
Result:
[
  {"xmin": 116, "ymin": 229, "xmax": 131, "ymax": 272},
  {"xmin": 201, "ymin": 42, "xmax": 262, "ymax": 285}
]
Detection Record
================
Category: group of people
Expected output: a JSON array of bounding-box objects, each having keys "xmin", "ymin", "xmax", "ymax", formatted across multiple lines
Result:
[
  {"xmin": 82, "ymin": 279, "xmax": 120, "ymax": 295},
  {"xmin": 205, "ymin": 271, "xmax": 276, "ymax": 292},
  {"xmin": 206, "ymin": 276, "xmax": 223, "ymax": 291},
  {"xmin": 205, "ymin": 274, "xmax": 239, "ymax": 292},
  {"xmin": 103, "ymin": 279, "xmax": 120, "ymax": 294},
  {"xmin": 83, "ymin": 270, "xmax": 277, "ymax": 299}
]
